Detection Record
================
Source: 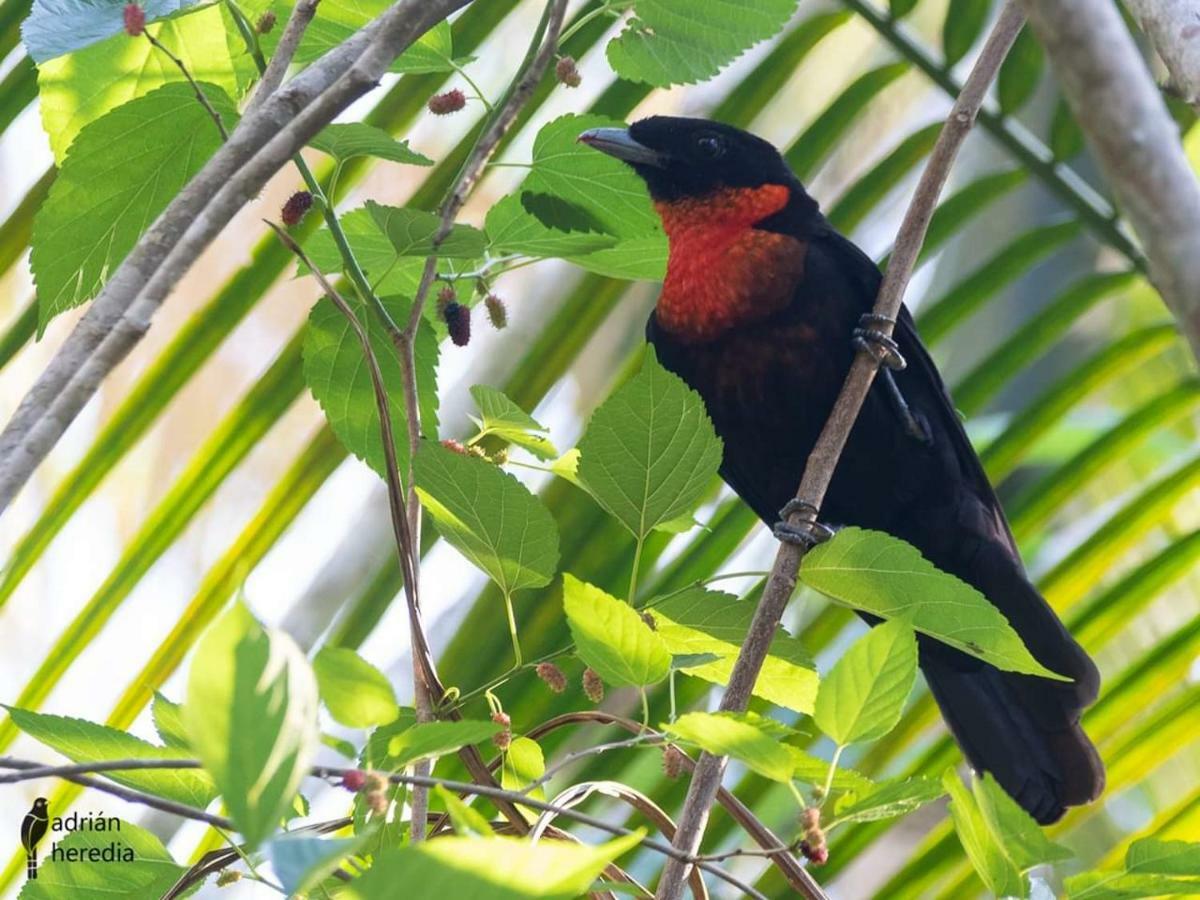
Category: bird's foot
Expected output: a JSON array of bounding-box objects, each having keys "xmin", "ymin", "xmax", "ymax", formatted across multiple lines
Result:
[
  {"xmin": 773, "ymin": 499, "xmax": 834, "ymax": 548},
  {"xmin": 853, "ymin": 313, "xmax": 906, "ymax": 370}
]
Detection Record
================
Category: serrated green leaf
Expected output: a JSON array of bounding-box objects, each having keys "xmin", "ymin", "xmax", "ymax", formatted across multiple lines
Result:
[
  {"xmin": 576, "ymin": 348, "xmax": 722, "ymax": 540},
  {"xmin": 435, "ymin": 785, "xmax": 495, "ymax": 837},
  {"xmin": 942, "ymin": 0, "xmax": 990, "ymax": 66},
  {"xmin": 151, "ymin": 692, "xmax": 188, "ymax": 749},
  {"xmin": 367, "ymin": 201, "xmax": 487, "ymax": 258},
  {"xmin": 415, "ymin": 442, "xmax": 559, "ymax": 595},
  {"xmin": 17, "ymin": 819, "xmax": 185, "ymax": 900},
  {"xmin": 501, "ymin": 736, "xmax": 546, "ymax": 803},
  {"xmin": 650, "ymin": 586, "xmax": 818, "ymax": 713},
  {"xmin": 997, "ymin": 26, "xmax": 1042, "ymax": 113},
  {"xmin": 974, "ymin": 773, "xmax": 1073, "ymax": 870},
  {"xmin": 831, "ymin": 776, "xmax": 945, "ymax": 825},
  {"xmin": 663, "ymin": 711, "xmax": 795, "ymax": 782},
  {"xmin": 184, "ymin": 603, "xmax": 319, "ymax": 849},
  {"xmin": 943, "ymin": 769, "xmax": 1026, "ymax": 898},
  {"xmin": 485, "ymin": 194, "xmax": 618, "ymax": 260},
  {"xmin": 5, "ymin": 707, "xmax": 215, "ymax": 808},
  {"xmin": 386, "ymin": 720, "xmax": 501, "ymax": 768},
  {"xmin": 799, "ymin": 528, "xmax": 1069, "ymax": 680},
  {"xmin": 606, "ymin": 0, "xmax": 799, "ymax": 87},
  {"xmin": 469, "ymin": 384, "xmax": 558, "ymax": 461},
  {"xmin": 1065, "ymin": 871, "xmax": 1200, "ymax": 900},
  {"xmin": 313, "ymin": 646, "xmax": 400, "ymax": 728},
  {"xmin": 566, "ymin": 234, "xmax": 667, "ymax": 280},
  {"xmin": 309, "ymin": 123, "xmax": 432, "ymax": 166},
  {"xmin": 563, "ymin": 574, "xmax": 670, "ymax": 688},
  {"xmin": 302, "ymin": 293, "xmax": 439, "ymax": 480},
  {"xmin": 1127, "ymin": 838, "xmax": 1200, "ymax": 876},
  {"xmin": 268, "ymin": 834, "xmax": 366, "ymax": 896},
  {"xmin": 31, "ymin": 81, "xmax": 237, "ymax": 330},
  {"xmin": 343, "ymin": 833, "xmax": 643, "ymax": 900},
  {"xmin": 814, "ymin": 619, "xmax": 917, "ymax": 745}
]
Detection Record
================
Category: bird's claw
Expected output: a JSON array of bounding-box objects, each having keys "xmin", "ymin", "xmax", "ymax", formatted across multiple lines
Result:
[
  {"xmin": 853, "ymin": 313, "xmax": 906, "ymax": 370},
  {"xmin": 774, "ymin": 499, "xmax": 834, "ymax": 548}
]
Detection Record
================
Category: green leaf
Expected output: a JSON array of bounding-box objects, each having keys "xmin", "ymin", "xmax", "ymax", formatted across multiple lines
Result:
[
  {"xmin": 386, "ymin": 720, "xmax": 501, "ymax": 767},
  {"xmin": 343, "ymin": 833, "xmax": 643, "ymax": 900},
  {"xmin": 309, "ymin": 123, "xmax": 433, "ymax": 166},
  {"xmin": 35, "ymin": 5, "xmax": 237, "ymax": 161},
  {"xmin": 799, "ymin": 528, "xmax": 1069, "ymax": 680},
  {"xmin": 942, "ymin": 0, "xmax": 990, "ymax": 66},
  {"xmin": 435, "ymin": 785, "xmax": 495, "ymax": 837},
  {"xmin": 650, "ymin": 586, "xmax": 818, "ymax": 713},
  {"xmin": 31, "ymin": 81, "xmax": 237, "ymax": 330},
  {"xmin": 975, "ymin": 773, "xmax": 1073, "ymax": 870},
  {"xmin": 367, "ymin": 201, "xmax": 488, "ymax": 258},
  {"xmin": 1050, "ymin": 96, "xmax": 1085, "ymax": 160},
  {"xmin": 663, "ymin": 711, "xmax": 795, "ymax": 782},
  {"xmin": 831, "ymin": 776, "xmax": 945, "ymax": 825},
  {"xmin": 17, "ymin": 819, "xmax": 185, "ymax": 900},
  {"xmin": 484, "ymin": 194, "xmax": 618, "ymax": 261},
  {"xmin": 814, "ymin": 619, "xmax": 917, "ymax": 744},
  {"xmin": 389, "ymin": 21, "xmax": 464, "ymax": 73},
  {"xmin": 563, "ymin": 574, "xmax": 671, "ymax": 688},
  {"xmin": 501, "ymin": 736, "xmax": 546, "ymax": 802},
  {"xmin": 606, "ymin": 0, "xmax": 799, "ymax": 87},
  {"xmin": 415, "ymin": 441, "xmax": 560, "ymax": 595},
  {"xmin": 295, "ymin": 4, "xmax": 462, "ymax": 73},
  {"xmin": 526, "ymin": 114, "xmax": 662, "ymax": 238},
  {"xmin": 24, "ymin": 0, "xmax": 207, "ymax": 62},
  {"xmin": 5, "ymin": 708, "xmax": 215, "ymax": 808},
  {"xmin": 312, "ymin": 646, "xmax": 400, "ymax": 728},
  {"xmin": 1127, "ymin": 838, "xmax": 1200, "ymax": 876},
  {"xmin": 184, "ymin": 603, "xmax": 319, "ymax": 849},
  {"xmin": 789, "ymin": 748, "xmax": 877, "ymax": 793},
  {"xmin": 1065, "ymin": 871, "xmax": 1200, "ymax": 900},
  {"xmin": 890, "ymin": 0, "xmax": 919, "ymax": 18},
  {"xmin": 469, "ymin": 384, "xmax": 558, "ymax": 461},
  {"xmin": 943, "ymin": 769, "xmax": 1026, "ymax": 898},
  {"xmin": 576, "ymin": 348, "xmax": 722, "ymax": 540},
  {"xmin": 996, "ymin": 26, "xmax": 1042, "ymax": 113},
  {"xmin": 150, "ymin": 692, "xmax": 188, "ymax": 749},
  {"xmin": 302, "ymin": 293, "xmax": 439, "ymax": 480},
  {"xmin": 268, "ymin": 834, "xmax": 366, "ymax": 896}
]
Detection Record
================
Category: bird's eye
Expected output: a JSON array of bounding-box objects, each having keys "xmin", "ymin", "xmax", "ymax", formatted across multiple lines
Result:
[{"xmin": 695, "ymin": 134, "xmax": 724, "ymax": 158}]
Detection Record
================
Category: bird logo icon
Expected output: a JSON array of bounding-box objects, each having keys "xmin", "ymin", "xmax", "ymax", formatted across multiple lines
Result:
[{"xmin": 20, "ymin": 797, "xmax": 49, "ymax": 881}]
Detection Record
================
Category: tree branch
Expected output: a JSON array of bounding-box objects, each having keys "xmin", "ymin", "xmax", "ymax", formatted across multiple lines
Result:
[
  {"xmin": 245, "ymin": 0, "xmax": 321, "ymax": 114},
  {"xmin": 1020, "ymin": 0, "xmax": 1200, "ymax": 364},
  {"xmin": 654, "ymin": 6, "xmax": 1027, "ymax": 899},
  {"xmin": 1125, "ymin": 0, "xmax": 1200, "ymax": 112},
  {"xmin": 0, "ymin": 0, "xmax": 472, "ymax": 514}
]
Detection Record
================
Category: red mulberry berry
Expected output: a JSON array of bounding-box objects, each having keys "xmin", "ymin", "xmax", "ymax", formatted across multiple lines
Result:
[
  {"xmin": 281, "ymin": 191, "xmax": 313, "ymax": 226},
  {"xmin": 555, "ymin": 56, "xmax": 581, "ymax": 88},
  {"xmin": 443, "ymin": 301, "xmax": 470, "ymax": 347},
  {"xmin": 536, "ymin": 662, "xmax": 567, "ymax": 693},
  {"xmin": 256, "ymin": 10, "xmax": 276, "ymax": 33},
  {"xmin": 441, "ymin": 439, "xmax": 467, "ymax": 455},
  {"xmin": 428, "ymin": 89, "xmax": 466, "ymax": 115},
  {"xmin": 492, "ymin": 711, "xmax": 511, "ymax": 749},
  {"xmin": 341, "ymin": 769, "xmax": 367, "ymax": 791},
  {"xmin": 800, "ymin": 840, "xmax": 829, "ymax": 866},
  {"xmin": 123, "ymin": 3, "xmax": 145, "ymax": 35},
  {"xmin": 583, "ymin": 667, "xmax": 604, "ymax": 703},
  {"xmin": 662, "ymin": 745, "xmax": 685, "ymax": 779},
  {"xmin": 485, "ymin": 294, "xmax": 507, "ymax": 330}
]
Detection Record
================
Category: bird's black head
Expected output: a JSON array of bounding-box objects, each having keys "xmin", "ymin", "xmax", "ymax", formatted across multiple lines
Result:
[
  {"xmin": 579, "ymin": 116, "xmax": 805, "ymax": 205},
  {"xmin": 32, "ymin": 798, "xmax": 47, "ymax": 813}
]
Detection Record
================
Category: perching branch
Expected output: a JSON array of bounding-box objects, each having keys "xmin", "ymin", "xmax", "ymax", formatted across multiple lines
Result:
[
  {"xmin": 1125, "ymin": 0, "xmax": 1200, "ymax": 112},
  {"xmin": 1019, "ymin": 0, "xmax": 1200, "ymax": 365},
  {"xmin": 0, "ymin": 0, "xmax": 472, "ymax": 514},
  {"xmin": 245, "ymin": 0, "xmax": 321, "ymax": 114},
  {"xmin": 654, "ymin": 6, "xmax": 1028, "ymax": 899}
]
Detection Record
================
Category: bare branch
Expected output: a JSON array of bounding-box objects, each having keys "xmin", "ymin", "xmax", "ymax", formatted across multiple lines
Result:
[
  {"xmin": 1126, "ymin": 0, "xmax": 1200, "ymax": 111},
  {"xmin": 654, "ymin": 6, "xmax": 1028, "ymax": 899},
  {"xmin": 144, "ymin": 31, "xmax": 230, "ymax": 139},
  {"xmin": 1020, "ymin": 0, "xmax": 1200, "ymax": 364},
  {"xmin": 247, "ymin": 0, "xmax": 321, "ymax": 114}
]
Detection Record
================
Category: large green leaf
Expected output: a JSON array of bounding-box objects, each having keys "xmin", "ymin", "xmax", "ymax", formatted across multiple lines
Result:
[
  {"xmin": 973, "ymin": 773, "xmax": 1072, "ymax": 870},
  {"xmin": 312, "ymin": 646, "xmax": 400, "ymax": 729},
  {"xmin": 31, "ymin": 81, "xmax": 236, "ymax": 329},
  {"xmin": 308, "ymin": 123, "xmax": 433, "ymax": 166},
  {"xmin": 483, "ymin": 194, "xmax": 618, "ymax": 263},
  {"xmin": 415, "ymin": 441, "xmax": 559, "ymax": 595},
  {"xmin": 831, "ymin": 777, "xmax": 945, "ymax": 826},
  {"xmin": 385, "ymin": 720, "xmax": 501, "ymax": 767},
  {"xmin": 651, "ymin": 586, "xmax": 818, "ymax": 713},
  {"xmin": 367, "ymin": 201, "xmax": 488, "ymax": 258},
  {"xmin": 606, "ymin": 0, "xmax": 798, "ymax": 87},
  {"xmin": 5, "ymin": 707, "xmax": 214, "ymax": 808},
  {"xmin": 663, "ymin": 711, "xmax": 795, "ymax": 783},
  {"xmin": 22, "ymin": 0, "xmax": 210, "ymax": 61},
  {"xmin": 576, "ymin": 348, "xmax": 722, "ymax": 540},
  {"xmin": 184, "ymin": 603, "xmax": 319, "ymax": 849},
  {"xmin": 344, "ymin": 833, "xmax": 642, "ymax": 900},
  {"xmin": 814, "ymin": 618, "xmax": 917, "ymax": 745},
  {"xmin": 799, "ymin": 528, "xmax": 1067, "ymax": 680},
  {"xmin": 943, "ymin": 769, "xmax": 1026, "ymax": 898},
  {"xmin": 563, "ymin": 574, "xmax": 670, "ymax": 688},
  {"xmin": 468, "ymin": 384, "xmax": 558, "ymax": 461}
]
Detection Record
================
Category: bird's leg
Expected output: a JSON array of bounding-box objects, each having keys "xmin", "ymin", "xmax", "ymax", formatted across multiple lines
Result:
[
  {"xmin": 773, "ymin": 499, "xmax": 835, "ymax": 548},
  {"xmin": 854, "ymin": 313, "xmax": 932, "ymax": 446}
]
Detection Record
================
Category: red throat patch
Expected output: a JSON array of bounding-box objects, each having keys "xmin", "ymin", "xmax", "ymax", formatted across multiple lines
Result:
[{"xmin": 654, "ymin": 183, "xmax": 806, "ymax": 343}]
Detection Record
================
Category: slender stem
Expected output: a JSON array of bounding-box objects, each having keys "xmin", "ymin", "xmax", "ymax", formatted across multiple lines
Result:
[
  {"xmin": 556, "ymin": 0, "xmax": 632, "ymax": 46},
  {"xmin": 818, "ymin": 745, "xmax": 844, "ymax": 809},
  {"xmin": 628, "ymin": 535, "xmax": 644, "ymax": 603},
  {"xmin": 639, "ymin": 688, "xmax": 650, "ymax": 728},
  {"xmin": 452, "ymin": 59, "xmax": 494, "ymax": 113},
  {"xmin": 502, "ymin": 590, "xmax": 523, "ymax": 668},
  {"xmin": 655, "ymin": 7, "xmax": 1028, "ymax": 899},
  {"xmin": 144, "ymin": 31, "xmax": 230, "ymax": 139}
]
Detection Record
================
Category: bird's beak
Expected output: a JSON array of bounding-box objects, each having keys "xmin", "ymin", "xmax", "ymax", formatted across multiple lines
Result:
[{"xmin": 578, "ymin": 127, "xmax": 666, "ymax": 167}]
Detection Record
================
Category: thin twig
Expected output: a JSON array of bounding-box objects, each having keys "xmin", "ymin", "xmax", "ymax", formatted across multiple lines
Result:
[
  {"xmin": 521, "ymin": 732, "xmax": 666, "ymax": 794},
  {"xmin": 655, "ymin": 6, "xmax": 1027, "ymax": 899},
  {"xmin": 246, "ymin": 0, "xmax": 321, "ymax": 114},
  {"xmin": 144, "ymin": 32, "xmax": 230, "ymax": 140}
]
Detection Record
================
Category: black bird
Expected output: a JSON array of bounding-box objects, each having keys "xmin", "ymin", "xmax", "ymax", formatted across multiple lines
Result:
[
  {"xmin": 21, "ymin": 797, "xmax": 49, "ymax": 880},
  {"xmin": 580, "ymin": 116, "xmax": 1103, "ymax": 824}
]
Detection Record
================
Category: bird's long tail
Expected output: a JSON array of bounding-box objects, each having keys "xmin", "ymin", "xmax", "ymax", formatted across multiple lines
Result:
[
  {"xmin": 919, "ymin": 570, "xmax": 1104, "ymax": 824},
  {"xmin": 26, "ymin": 849, "xmax": 36, "ymax": 880}
]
